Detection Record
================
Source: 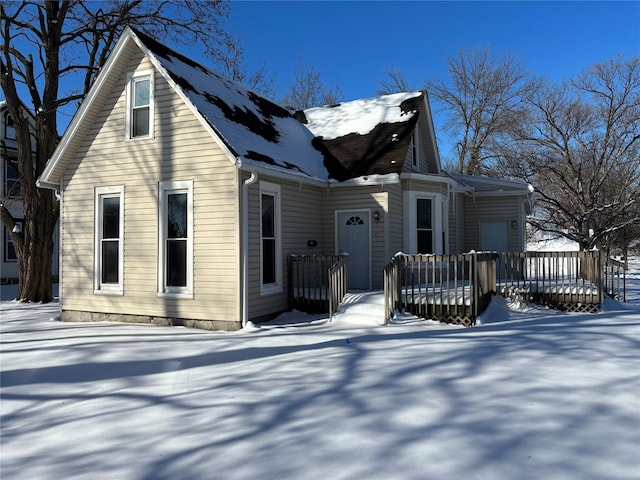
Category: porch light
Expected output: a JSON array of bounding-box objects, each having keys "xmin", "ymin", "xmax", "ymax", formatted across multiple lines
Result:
[{"xmin": 373, "ymin": 212, "xmax": 381, "ymax": 223}]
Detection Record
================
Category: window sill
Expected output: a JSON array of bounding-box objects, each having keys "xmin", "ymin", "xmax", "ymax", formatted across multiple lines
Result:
[
  {"xmin": 157, "ymin": 291, "xmax": 193, "ymax": 299},
  {"xmin": 94, "ymin": 288, "xmax": 124, "ymax": 296},
  {"xmin": 260, "ymin": 284, "xmax": 282, "ymax": 296}
]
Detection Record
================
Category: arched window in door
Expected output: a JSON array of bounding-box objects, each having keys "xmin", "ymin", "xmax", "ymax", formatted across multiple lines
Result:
[{"xmin": 345, "ymin": 216, "xmax": 364, "ymax": 226}]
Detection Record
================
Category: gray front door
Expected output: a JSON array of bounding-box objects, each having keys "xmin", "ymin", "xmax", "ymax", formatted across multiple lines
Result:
[{"xmin": 337, "ymin": 211, "xmax": 370, "ymax": 290}]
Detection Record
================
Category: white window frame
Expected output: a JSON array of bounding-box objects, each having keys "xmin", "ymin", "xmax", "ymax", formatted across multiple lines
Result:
[
  {"xmin": 259, "ymin": 181, "xmax": 282, "ymax": 295},
  {"xmin": 158, "ymin": 180, "xmax": 193, "ymax": 298},
  {"xmin": 404, "ymin": 191, "xmax": 446, "ymax": 254},
  {"xmin": 94, "ymin": 186, "xmax": 124, "ymax": 295},
  {"xmin": 4, "ymin": 154, "xmax": 20, "ymax": 198},
  {"xmin": 125, "ymin": 69, "xmax": 154, "ymax": 140}
]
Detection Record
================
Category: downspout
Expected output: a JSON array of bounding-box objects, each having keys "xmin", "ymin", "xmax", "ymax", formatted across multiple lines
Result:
[{"xmin": 241, "ymin": 171, "xmax": 258, "ymax": 327}]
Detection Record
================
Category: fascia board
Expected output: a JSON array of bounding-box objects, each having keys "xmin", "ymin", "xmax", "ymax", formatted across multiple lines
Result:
[
  {"xmin": 421, "ymin": 91, "xmax": 442, "ymax": 173},
  {"xmin": 238, "ymin": 162, "xmax": 325, "ymax": 187}
]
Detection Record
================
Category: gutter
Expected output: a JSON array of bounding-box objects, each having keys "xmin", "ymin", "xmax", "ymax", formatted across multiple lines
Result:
[{"xmin": 241, "ymin": 171, "xmax": 258, "ymax": 327}]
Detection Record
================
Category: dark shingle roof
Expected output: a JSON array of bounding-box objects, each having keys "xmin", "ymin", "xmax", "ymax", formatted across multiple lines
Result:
[{"xmin": 298, "ymin": 92, "xmax": 424, "ymax": 181}]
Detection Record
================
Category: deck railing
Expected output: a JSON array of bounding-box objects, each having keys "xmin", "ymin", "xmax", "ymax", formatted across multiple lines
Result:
[
  {"xmin": 496, "ymin": 251, "xmax": 604, "ymax": 311},
  {"xmin": 603, "ymin": 257, "xmax": 626, "ymax": 302},
  {"xmin": 383, "ymin": 252, "xmax": 498, "ymax": 327},
  {"xmin": 288, "ymin": 254, "xmax": 348, "ymax": 319}
]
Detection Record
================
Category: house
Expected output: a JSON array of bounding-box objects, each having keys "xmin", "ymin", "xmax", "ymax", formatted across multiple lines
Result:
[
  {"xmin": 37, "ymin": 27, "xmax": 533, "ymax": 330},
  {"xmin": 0, "ymin": 101, "xmax": 59, "ymax": 284}
]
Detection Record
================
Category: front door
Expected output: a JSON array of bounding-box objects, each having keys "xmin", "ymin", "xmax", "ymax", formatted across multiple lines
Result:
[{"xmin": 337, "ymin": 211, "xmax": 370, "ymax": 290}]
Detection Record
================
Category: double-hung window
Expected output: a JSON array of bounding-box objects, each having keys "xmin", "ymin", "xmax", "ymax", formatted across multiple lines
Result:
[
  {"xmin": 94, "ymin": 186, "xmax": 124, "ymax": 294},
  {"xmin": 4, "ymin": 220, "xmax": 22, "ymax": 262},
  {"xmin": 260, "ymin": 182, "xmax": 281, "ymax": 293},
  {"xmin": 416, "ymin": 198, "xmax": 433, "ymax": 254},
  {"xmin": 126, "ymin": 70, "xmax": 154, "ymax": 139},
  {"xmin": 4, "ymin": 155, "xmax": 20, "ymax": 197},
  {"xmin": 158, "ymin": 180, "xmax": 193, "ymax": 297}
]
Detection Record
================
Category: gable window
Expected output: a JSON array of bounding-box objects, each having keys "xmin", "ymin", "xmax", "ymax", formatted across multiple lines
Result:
[
  {"xmin": 94, "ymin": 186, "xmax": 124, "ymax": 294},
  {"xmin": 126, "ymin": 70, "xmax": 154, "ymax": 139},
  {"xmin": 4, "ymin": 111, "xmax": 15, "ymax": 140},
  {"xmin": 4, "ymin": 155, "xmax": 20, "ymax": 197},
  {"xmin": 158, "ymin": 180, "xmax": 193, "ymax": 297},
  {"xmin": 417, "ymin": 198, "xmax": 433, "ymax": 254},
  {"xmin": 260, "ymin": 182, "xmax": 281, "ymax": 293},
  {"xmin": 4, "ymin": 220, "xmax": 22, "ymax": 262}
]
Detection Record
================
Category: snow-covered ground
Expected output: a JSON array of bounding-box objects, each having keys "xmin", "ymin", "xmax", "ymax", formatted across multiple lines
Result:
[{"xmin": 1, "ymin": 259, "xmax": 639, "ymax": 480}]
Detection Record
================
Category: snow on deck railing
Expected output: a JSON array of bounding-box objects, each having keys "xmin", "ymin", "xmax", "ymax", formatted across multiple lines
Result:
[{"xmin": 383, "ymin": 252, "xmax": 498, "ymax": 327}]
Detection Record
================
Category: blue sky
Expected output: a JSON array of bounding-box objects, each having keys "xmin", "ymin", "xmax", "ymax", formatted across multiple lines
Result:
[
  {"xmin": 222, "ymin": 0, "xmax": 639, "ymax": 102},
  {"xmin": 3, "ymin": 1, "xmax": 638, "ymax": 161},
  {"xmin": 215, "ymin": 0, "xmax": 638, "ymax": 159}
]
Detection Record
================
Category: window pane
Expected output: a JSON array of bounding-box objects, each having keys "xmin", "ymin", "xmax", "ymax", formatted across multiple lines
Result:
[
  {"xmin": 417, "ymin": 199, "xmax": 432, "ymax": 229},
  {"xmin": 102, "ymin": 197, "xmax": 120, "ymax": 239},
  {"xmin": 262, "ymin": 238, "xmax": 276, "ymax": 284},
  {"xmin": 5, "ymin": 162, "xmax": 20, "ymax": 196},
  {"xmin": 261, "ymin": 194, "xmax": 274, "ymax": 237},
  {"xmin": 5, "ymin": 228, "xmax": 17, "ymax": 261},
  {"xmin": 167, "ymin": 193, "xmax": 187, "ymax": 238},
  {"xmin": 417, "ymin": 230, "xmax": 433, "ymax": 254},
  {"xmin": 101, "ymin": 240, "xmax": 119, "ymax": 283},
  {"xmin": 132, "ymin": 107, "xmax": 150, "ymax": 137},
  {"xmin": 167, "ymin": 239, "xmax": 187, "ymax": 287},
  {"xmin": 134, "ymin": 79, "xmax": 150, "ymax": 107}
]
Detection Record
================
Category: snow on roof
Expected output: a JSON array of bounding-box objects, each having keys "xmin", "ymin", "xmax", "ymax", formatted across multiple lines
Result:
[
  {"xmin": 296, "ymin": 92, "xmax": 425, "ymax": 181},
  {"xmin": 303, "ymin": 91, "xmax": 423, "ymax": 140},
  {"xmin": 133, "ymin": 29, "xmax": 330, "ymax": 181}
]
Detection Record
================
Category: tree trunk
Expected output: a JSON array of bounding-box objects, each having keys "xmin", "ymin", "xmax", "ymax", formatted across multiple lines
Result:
[{"xmin": 17, "ymin": 191, "xmax": 57, "ymax": 303}]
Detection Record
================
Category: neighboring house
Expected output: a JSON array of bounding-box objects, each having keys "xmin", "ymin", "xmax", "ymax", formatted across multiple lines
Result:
[
  {"xmin": 0, "ymin": 101, "xmax": 59, "ymax": 284},
  {"xmin": 37, "ymin": 27, "xmax": 533, "ymax": 330}
]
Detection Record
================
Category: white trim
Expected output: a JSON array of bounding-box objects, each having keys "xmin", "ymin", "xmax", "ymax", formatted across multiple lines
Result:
[
  {"xmin": 158, "ymin": 180, "xmax": 193, "ymax": 298},
  {"xmin": 94, "ymin": 185, "xmax": 124, "ymax": 295},
  {"xmin": 335, "ymin": 208, "xmax": 372, "ymax": 290},
  {"xmin": 125, "ymin": 69, "xmax": 154, "ymax": 140},
  {"xmin": 404, "ymin": 191, "xmax": 446, "ymax": 254},
  {"xmin": 259, "ymin": 181, "xmax": 282, "ymax": 295}
]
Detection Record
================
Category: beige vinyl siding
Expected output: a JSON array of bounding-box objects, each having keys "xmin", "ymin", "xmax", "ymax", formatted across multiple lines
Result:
[
  {"xmin": 448, "ymin": 192, "xmax": 466, "ymax": 253},
  {"xmin": 245, "ymin": 175, "xmax": 324, "ymax": 321},
  {"xmin": 463, "ymin": 195, "xmax": 521, "ymax": 252},
  {"xmin": 322, "ymin": 185, "xmax": 389, "ymax": 290},
  {"xmin": 387, "ymin": 183, "xmax": 404, "ymax": 257},
  {"xmin": 60, "ymin": 46, "xmax": 240, "ymax": 325}
]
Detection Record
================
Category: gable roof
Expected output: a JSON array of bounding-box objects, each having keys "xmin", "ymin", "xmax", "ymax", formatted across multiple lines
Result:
[
  {"xmin": 38, "ymin": 27, "xmax": 333, "ymax": 189},
  {"xmin": 297, "ymin": 92, "xmax": 424, "ymax": 181},
  {"xmin": 38, "ymin": 27, "xmax": 445, "ymax": 190}
]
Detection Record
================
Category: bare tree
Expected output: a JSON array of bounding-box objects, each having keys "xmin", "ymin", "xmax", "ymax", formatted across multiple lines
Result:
[
  {"xmin": 0, "ymin": 0, "xmax": 229, "ymax": 302},
  {"xmin": 209, "ymin": 34, "xmax": 276, "ymax": 100},
  {"xmin": 426, "ymin": 45, "xmax": 533, "ymax": 175},
  {"xmin": 280, "ymin": 59, "xmax": 341, "ymax": 111},
  {"xmin": 377, "ymin": 67, "xmax": 414, "ymax": 95},
  {"xmin": 501, "ymin": 55, "xmax": 640, "ymax": 251}
]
